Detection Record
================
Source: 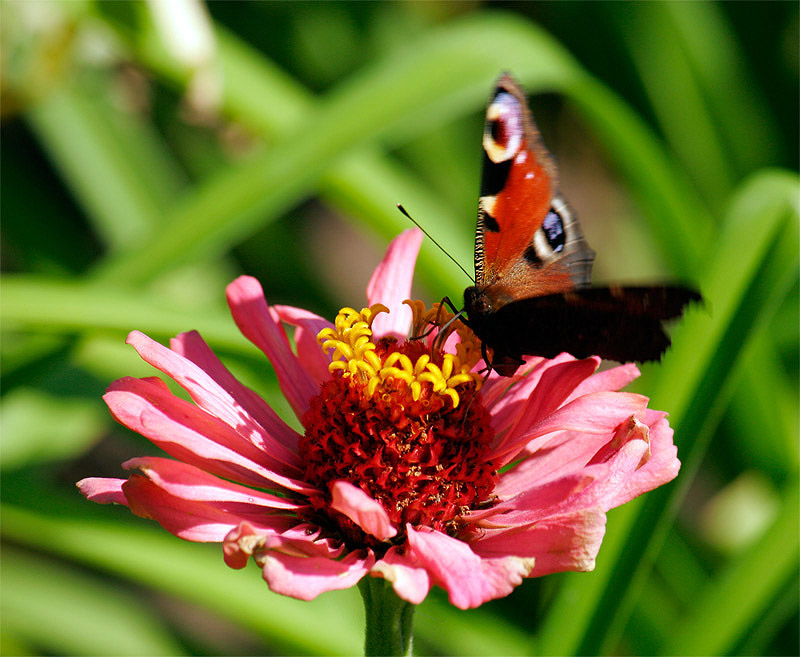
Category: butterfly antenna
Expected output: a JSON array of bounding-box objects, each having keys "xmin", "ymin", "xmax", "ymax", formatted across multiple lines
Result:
[{"xmin": 396, "ymin": 204, "xmax": 474, "ymax": 283}]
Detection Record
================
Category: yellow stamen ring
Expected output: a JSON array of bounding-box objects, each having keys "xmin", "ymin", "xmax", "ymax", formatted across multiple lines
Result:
[{"xmin": 318, "ymin": 302, "xmax": 482, "ymax": 407}]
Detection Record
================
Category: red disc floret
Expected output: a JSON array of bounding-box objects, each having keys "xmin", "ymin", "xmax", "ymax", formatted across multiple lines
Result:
[{"xmin": 300, "ymin": 363, "xmax": 497, "ymax": 549}]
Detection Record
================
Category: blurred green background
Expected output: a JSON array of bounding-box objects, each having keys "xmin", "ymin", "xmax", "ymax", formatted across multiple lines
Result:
[{"xmin": 1, "ymin": 1, "xmax": 798, "ymax": 655}]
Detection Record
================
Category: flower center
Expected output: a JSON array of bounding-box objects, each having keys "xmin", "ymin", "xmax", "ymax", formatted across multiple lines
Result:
[{"xmin": 299, "ymin": 302, "xmax": 497, "ymax": 549}]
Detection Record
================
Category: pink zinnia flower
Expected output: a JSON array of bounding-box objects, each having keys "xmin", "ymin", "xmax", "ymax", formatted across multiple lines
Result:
[{"xmin": 78, "ymin": 228, "xmax": 680, "ymax": 610}]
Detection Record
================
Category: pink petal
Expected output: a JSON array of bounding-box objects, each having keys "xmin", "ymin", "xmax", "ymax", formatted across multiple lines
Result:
[
  {"xmin": 600, "ymin": 415, "xmax": 680, "ymax": 507},
  {"xmin": 170, "ymin": 330, "xmax": 301, "ymax": 456},
  {"xmin": 272, "ymin": 305, "xmax": 333, "ymax": 384},
  {"xmin": 223, "ymin": 521, "xmax": 343, "ymax": 570},
  {"xmin": 406, "ymin": 526, "xmax": 534, "ymax": 609},
  {"xmin": 121, "ymin": 473, "xmax": 290, "ymax": 542},
  {"xmin": 330, "ymin": 481, "xmax": 397, "ymax": 541},
  {"xmin": 261, "ymin": 549, "xmax": 374, "ymax": 601},
  {"xmin": 645, "ymin": 408, "xmax": 668, "ymax": 424},
  {"xmin": 485, "ymin": 354, "xmax": 577, "ymax": 435},
  {"xmin": 497, "ymin": 358, "xmax": 600, "ymax": 442},
  {"xmin": 479, "ymin": 356, "xmax": 546, "ymax": 409},
  {"xmin": 124, "ymin": 456, "xmax": 300, "ymax": 510},
  {"xmin": 477, "ymin": 370, "xmax": 526, "ymax": 414},
  {"xmin": 104, "ymin": 377, "xmax": 312, "ymax": 495},
  {"xmin": 76, "ymin": 477, "xmax": 128, "ymax": 505},
  {"xmin": 472, "ymin": 470, "xmax": 602, "ymax": 527},
  {"xmin": 226, "ymin": 276, "xmax": 318, "ymax": 421},
  {"xmin": 489, "ymin": 391, "xmax": 649, "ymax": 465},
  {"xmin": 567, "ymin": 362, "xmax": 641, "ymax": 401},
  {"xmin": 371, "ymin": 547, "xmax": 431, "ymax": 605},
  {"xmin": 128, "ymin": 330, "xmax": 301, "ymax": 474},
  {"xmin": 472, "ymin": 508, "xmax": 607, "ymax": 577},
  {"xmin": 494, "ymin": 429, "xmax": 612, "ymax": 496},
  {"xmin": 366, "ymin": 228, "xmax": 423, "ymax": 339}
]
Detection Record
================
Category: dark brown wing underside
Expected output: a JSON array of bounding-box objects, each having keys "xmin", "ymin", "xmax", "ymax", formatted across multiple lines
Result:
[{"xmin": 473, "ymin": 286, "xmax": 700, "ymax": 370}]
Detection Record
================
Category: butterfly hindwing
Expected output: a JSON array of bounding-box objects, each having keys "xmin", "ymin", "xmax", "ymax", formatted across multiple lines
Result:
[{"xmin": 475, "ymin": 287, "xmax": 702, "ymax": 375}]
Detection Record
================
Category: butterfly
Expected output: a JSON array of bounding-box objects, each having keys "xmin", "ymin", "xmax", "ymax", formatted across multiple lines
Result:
[{"xmin": 461, "ymin": 72, "xmax": 700, "ymax": 376}]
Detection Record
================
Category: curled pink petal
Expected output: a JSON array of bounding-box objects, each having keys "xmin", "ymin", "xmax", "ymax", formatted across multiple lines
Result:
[
  {"xmin": 406, "ymin": 526, "xmax": 534, "ymax": 609},
  {"xmin": 527, "ymin": 417, "xmax": 663, "ymax": 517},
  {"xmin": 473, "ymin": 508, "xmax": 607, "ymax": 577},
  {"xmin": 224, "ymin": 521, "xmax": 265, "ymax": 569},
  {"xmin": 261, "ymin": 549, "xmax": 374, "ymax": 601},
  {"xmin": 272, "ymin": 305, "xmax": 333, "ymax": 384},
  {"xmin": 490, "ymin": 391, "xmax": 650, "ymax": 465},
  {"xmin": 330, "ymin": 481, "xmax": 397, "ymax": 541},
  {"xmin": 223, "ymin": 521, "xmax": 343, "ymax": 570},
  {"xmin": 495, "ymin": 416, "xmax": 665, "ymax": 509},
  {"xmin": 77, "ymin": 477, "xmax": 128, "ymax": 505},
  {"xmin": 371, "ymin": 547, "xmax": 431, "ymax": 605},
  {"xmin": 367, "ymin": 228, "xmax": 423, "ymax": 339},
  {"xmin": 226, "ymin": 276, "xmax": 317, "ymax": 421},
  {"xmin": 608, "ymin": 414, "xmax": 680, "ymax": 506}
]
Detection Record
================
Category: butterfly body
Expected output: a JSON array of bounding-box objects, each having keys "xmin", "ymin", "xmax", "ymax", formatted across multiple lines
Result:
[{"xmin": 463, "ymin": 73, "xmax": 699, "ymax": 376}]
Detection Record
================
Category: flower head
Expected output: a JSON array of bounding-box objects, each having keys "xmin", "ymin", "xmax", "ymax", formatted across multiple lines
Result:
[
  {"xmin": 78, "ymin": 229, "xmax": 680, "ymax": 609},
  {"xmin": 300, "ymin": 300, "xmax": 496, "ymax": 549}
]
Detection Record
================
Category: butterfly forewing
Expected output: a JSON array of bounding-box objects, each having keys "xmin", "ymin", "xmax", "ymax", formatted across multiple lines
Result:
[{"xmin": 475, "ymin": 74, "xmax": 594, "ymax": 306}]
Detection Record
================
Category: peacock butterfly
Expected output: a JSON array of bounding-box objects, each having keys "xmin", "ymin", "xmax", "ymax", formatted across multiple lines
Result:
[{"xmin": 461, "ymin": 73, "xmax": 700, "ymax": 376}]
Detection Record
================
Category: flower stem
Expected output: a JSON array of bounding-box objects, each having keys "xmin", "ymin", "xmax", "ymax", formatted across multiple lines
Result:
[{"xmin": 358, "ymin": 577, "xmax": 415, "ymax": 656}]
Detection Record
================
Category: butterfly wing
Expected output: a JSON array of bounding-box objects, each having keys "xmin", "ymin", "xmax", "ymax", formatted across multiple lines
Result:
[
  {"xmin": 475, "ymin": 73, "xmax": 594, "ymax": 307},
  {"xmin": 465, "ymin": 72, "xmax": 701, "ymax": 377},
  {"xmin": 477, "ymin": 287, "xmax": 701, "ymax": 374}
]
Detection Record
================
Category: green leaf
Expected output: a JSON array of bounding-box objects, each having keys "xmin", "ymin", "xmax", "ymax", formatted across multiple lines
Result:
[
  {"xmin": 27, "ymin": 77, "xmax": 186, "ymax": 250},
  {"xmin": 1, "ymin": 546, "xmax": 184, "ymax": 656},
  {"xmin": 662, "ymin": 2, "xmax": 781, "ymax": 175},
  {"xmin": 0, "ymin": 388, "xmax": 106, "ymax": 468},
  {"xmin": 0, "ymin": 276, "xmax": 248, "ymax": 354},
  {"xmin": 602, "ymin": 171, "xmax": 798, "ymax": 653},
  {"xmin": 2, "ymin": 504, "xmax": 363, "ymax": 655},
  {"xmin": 663, "ymin": 482, "xmax": 800, "ymax": 655},
  {"xmin": 651, "ymin": 170, "xmax": 799, "ymax": 424},
  {"xmin": 414, "ymin": 596, "xmax": 533, "ymax": 656},
  {"xmin": 609, "ymin": 2, "xmax": 737, "ymax": 209}
]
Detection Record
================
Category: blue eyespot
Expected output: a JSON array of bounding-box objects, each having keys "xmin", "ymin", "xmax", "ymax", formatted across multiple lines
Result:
[{"xmin": 542, "ymin": 210, "xmax": 565, "ymax": 252}]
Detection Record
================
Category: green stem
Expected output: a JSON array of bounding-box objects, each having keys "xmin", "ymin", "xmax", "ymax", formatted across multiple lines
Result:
[{"xmin": 358, "ymin": 577, "xmax": 415, "ymax": 656}]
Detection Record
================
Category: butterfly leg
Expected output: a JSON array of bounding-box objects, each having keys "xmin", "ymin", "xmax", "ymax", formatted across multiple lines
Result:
[
  {"xmin": 441, "ymin": 296, "xmax": 462, "ymax": 316},
  {"xmin": 431, "ymin": 298, "xmax": 470, "ymax": 356},
  {"xmin": 478, "ymin": 341, "xmax": 494, "ymax": 376},
  {"xmin": 437, "ymin": 295, "xmax": 499, "ymax": 376}
]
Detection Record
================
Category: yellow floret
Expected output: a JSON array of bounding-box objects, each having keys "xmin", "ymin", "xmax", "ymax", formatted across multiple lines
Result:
[{"xmin": 318, "ymin": 301, "xmax": 482, "ymax": 407}]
